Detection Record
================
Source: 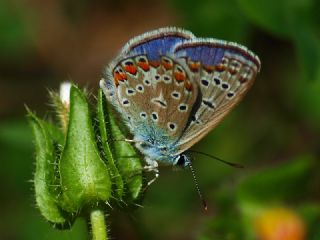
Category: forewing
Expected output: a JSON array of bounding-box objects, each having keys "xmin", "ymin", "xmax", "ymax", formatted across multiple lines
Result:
[
  {"xmin": 100, "ymin": 27, "xmax": 198, "ymax": 140},
  {"xmin": 173, "ymin": 39, "xmax": 261, "ymax": 153}
]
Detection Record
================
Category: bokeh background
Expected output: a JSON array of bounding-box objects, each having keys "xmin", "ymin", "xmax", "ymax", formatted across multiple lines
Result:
[{"xmin": 1, "ymin": 0, "xmax": 320, "ymax": 239}]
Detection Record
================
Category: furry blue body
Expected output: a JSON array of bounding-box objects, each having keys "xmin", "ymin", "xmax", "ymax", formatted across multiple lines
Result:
[{"xmin": 132, "ymin": 122, "xmax": 179, "ymax": 165}]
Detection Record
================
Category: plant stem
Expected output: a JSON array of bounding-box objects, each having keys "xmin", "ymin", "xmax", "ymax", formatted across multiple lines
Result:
[{"xmin": 90, "ymin": 209, "xmax": 108, "ymax": 240}]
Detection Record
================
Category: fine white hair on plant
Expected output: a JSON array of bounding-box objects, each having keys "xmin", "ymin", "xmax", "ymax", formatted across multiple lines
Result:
[{"xmin": 60, "ymin": 82, "xmax": 72, "ymax": 105}]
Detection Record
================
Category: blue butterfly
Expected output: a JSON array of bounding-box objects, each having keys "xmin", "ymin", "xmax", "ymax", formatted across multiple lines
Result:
[{"xmin": 100, "ymin": 27, "xmax": 260, "ymax": 173}]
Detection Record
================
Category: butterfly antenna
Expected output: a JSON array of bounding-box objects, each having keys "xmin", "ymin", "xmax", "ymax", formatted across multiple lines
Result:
[
  {"xmin": 188, "ymin": 159, "xmax": 208, "ymax": 211},
  {"xmin": 189, "ymin": 150, "xmax": 244, "ymax": 168}
]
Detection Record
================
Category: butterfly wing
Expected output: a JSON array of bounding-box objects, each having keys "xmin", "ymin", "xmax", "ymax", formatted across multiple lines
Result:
[
  {"xmin": 172, "ymin": 39, "xmax": 261, "ymax": 153},
  {"xmin": 100, "ymin": 27, "xmax": 198, "ymax": 140}
]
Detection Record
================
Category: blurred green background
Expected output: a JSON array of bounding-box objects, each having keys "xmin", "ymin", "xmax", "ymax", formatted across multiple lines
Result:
[{"xmin": 1, "ymin": 0, "xmax": 320, "ymax": 239}]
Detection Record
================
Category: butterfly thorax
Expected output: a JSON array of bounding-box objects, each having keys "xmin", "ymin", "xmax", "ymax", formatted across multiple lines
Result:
[{"xmin": 133, "ymin": 122, "xmax": 180, "ymax": 165}]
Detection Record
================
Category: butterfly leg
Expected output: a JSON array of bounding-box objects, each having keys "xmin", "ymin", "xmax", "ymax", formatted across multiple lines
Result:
[
  {"xmin": 112, "ymin": 138, "xmax": 143, "ymax": 144},
  {"xmin": 142, "ymin": 158, "xmax": 159, "ymax": 191}
]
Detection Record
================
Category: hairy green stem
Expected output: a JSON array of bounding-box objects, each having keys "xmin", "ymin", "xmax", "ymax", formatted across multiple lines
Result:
[{"xmin": 90, "ymin": 209, "xmax": 108, "ymax": 240}]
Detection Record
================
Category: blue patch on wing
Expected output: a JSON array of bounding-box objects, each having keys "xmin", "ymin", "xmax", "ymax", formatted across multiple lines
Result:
[
  {"xmin": 174, "ymin": 45, "xmax": 225, "ymax": 66},
  {"xmin": 130, "ymin": 36, "xmax": 187, "ymax": 61}
]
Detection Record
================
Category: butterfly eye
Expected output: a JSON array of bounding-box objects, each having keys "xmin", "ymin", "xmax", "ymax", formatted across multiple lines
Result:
[{"xmin": 175, "ymin": 154, "xmax": 188, "ymax": 167}]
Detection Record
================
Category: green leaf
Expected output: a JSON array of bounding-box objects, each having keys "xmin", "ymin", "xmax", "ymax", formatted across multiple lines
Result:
[
  {"xmin": 0, "ymin": 1, "xmax": 33, "ymax": 61},
  {"xmin": 99, "ymin": 90, "xmax": 143, "ymax": 201},
  {"xmin": 27, "ymin": 111, "xmax": 67, "ymax": 224},
  {"xmin": 291, "ymin": 26, "xmax": 320, "ymax": 81},
  {"xmin": 238, "ymin": 155, "xmax": 314, "ymax": 203},
  {"xmin": 238, "ymin": 0, "xmax": 313, "ymax": 37},
  {"xmin": 108, "ymin": 109, "xmax": 143, "ymax": 201},
  {"xmin": 59, "ymin": 85, "xmax": 111, "ymax": 212},
  {"xmin": 172, "ymin": 0, "xmax": 249, "ymax": 42},
  {"xmin": 97, "ymin": 90, "xmax": 124, "ymax": 199}
]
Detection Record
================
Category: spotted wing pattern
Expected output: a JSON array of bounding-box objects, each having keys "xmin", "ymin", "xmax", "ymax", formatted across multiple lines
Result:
[
  {"xmin": 173, "ymin": 39, "xmax": 261, "ymax": 153},
  {"xmin": 101, "ymin": 27, "xmax": 261, "ymax": 156},
  {"xmin": 101, "ymin": 27, "xmax": 197, "ymax": 139}
]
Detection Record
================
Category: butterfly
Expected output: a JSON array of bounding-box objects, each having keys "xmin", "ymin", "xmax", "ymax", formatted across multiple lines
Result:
[{"xmin": 100, "ymin": 27, "xmax": 260, "ymax": 172}]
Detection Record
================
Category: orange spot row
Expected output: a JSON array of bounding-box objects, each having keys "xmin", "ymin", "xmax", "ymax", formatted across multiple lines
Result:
[
  {"xmin": 124, "ymin": 65, "xmax": 137, "ymax": 75},
  {"xmin": 137, "ymin": 62, "xmax": 150, "ymax": 71},
  {"xmin": 174, "ymin": 72, "xmax": 186, "ymax": 82},
  {"xmin": 114, "ymin": 72, "xmax": 127, "ymax": 86},
  {"xmin": 239, "ymin": 75, "xmax": 248, "ymax": 83},
  {"xmin": 163, "ymin": 62, "xmax": 173, "ymax": 70},
  {"xmin": 149, "ymin": 61, "xmax": 160, "ymax": 68},
  {"xmin": 203, "ymin": 65, "xmax": 215, "ymax": 73},
  {"xmin": 229, "ymin": 68, "xmax": 238, "ymax": 75},
  {"xmin": 189, "ymin": 62, "xmax": 200, "ymax": 72},
  {"xmin": 184, "ymin": 81, "xmax": 193, "ymax": 92},
  {"xmin": 215, "ymin": 64, "xmax": 226, "ymax": 72}
]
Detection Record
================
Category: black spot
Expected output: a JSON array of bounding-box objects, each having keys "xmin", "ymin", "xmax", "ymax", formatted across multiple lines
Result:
[
  {"xmin": 144, "ymin": 79, "xmax": 151, "ymax": 85},
  {"xmin": 118, "ymin": 68, "xmax": 123, "ymax": 73},
  {"xmin": 140, "ymin": 112, "xmax": 147, "ymax": 118},
  {"xmin": 179, "ymin": 105, "xmax": 187, "ymax": 111},
  {"xmin": 163, "ymin": 58, "xmax": 170, "ymax": 63},
  {"xmin": 152, "ymin": 113, "xmax": 158, "ymax": 120},
  {"xmin": 109, "ymin": 93, "xmax": 114, "ymax": 97},
  {"xmin": 227, "ymin": 92, "xmax": 234, "ymax": 98},
  {"xmin": 122, "ymin": 99, "xmax": 129, "ymax": 105},
  {"xmin": 191, "ymin": 115, "xmax": 196, "ymax": 121},
  {"xmin": 128, "ymin": 116, "xmax": 131, "ymax": 120},
  {"xmin": 139, "ymin": 57, "xmax": 146, "ymax": 62},
  {"xmin": 214, "ymin": 78, "xmax": 221, "ymax": 85},
  {"xmin": 172, "ymin": 92, "xmax": 180, "ymax": 98},
  {"xmin": 124, "ymin": 61, "xmax": 133, "ymax": 66},
  {"xmin": 169, "ymin": 123, "xmax": 176, "ymax": 130},
  {"xmin": 155, "ymin": 75, "xmax": 160, "ymax": 80},
  {"xmin": 164, "ymin": 76, "xmax": 170, "ymax": 81},
  {"xmin": 155, "ymin": 100, "xmax": 167, "ymax": 107},
  {"xmin": 137, "ymin": 85, "xmax": 144, "ymax": 91},
  {"xmin": 202, "ymin": 100, "xmax": 215, "ymax": 109},
  {"xmin": 127, "ymin": 89, "xmax": 134, "ymax": 94},
  {"xmin": 201, "ymin": 79, "xmax": 209, "ymax": 86},
  {"xmin": 231, "ymin": 61, "xmax": 240, "ymax": 68},
  {"xmin": 222, "ymin": 83, "xmax": 229, "ymax": 89}
]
